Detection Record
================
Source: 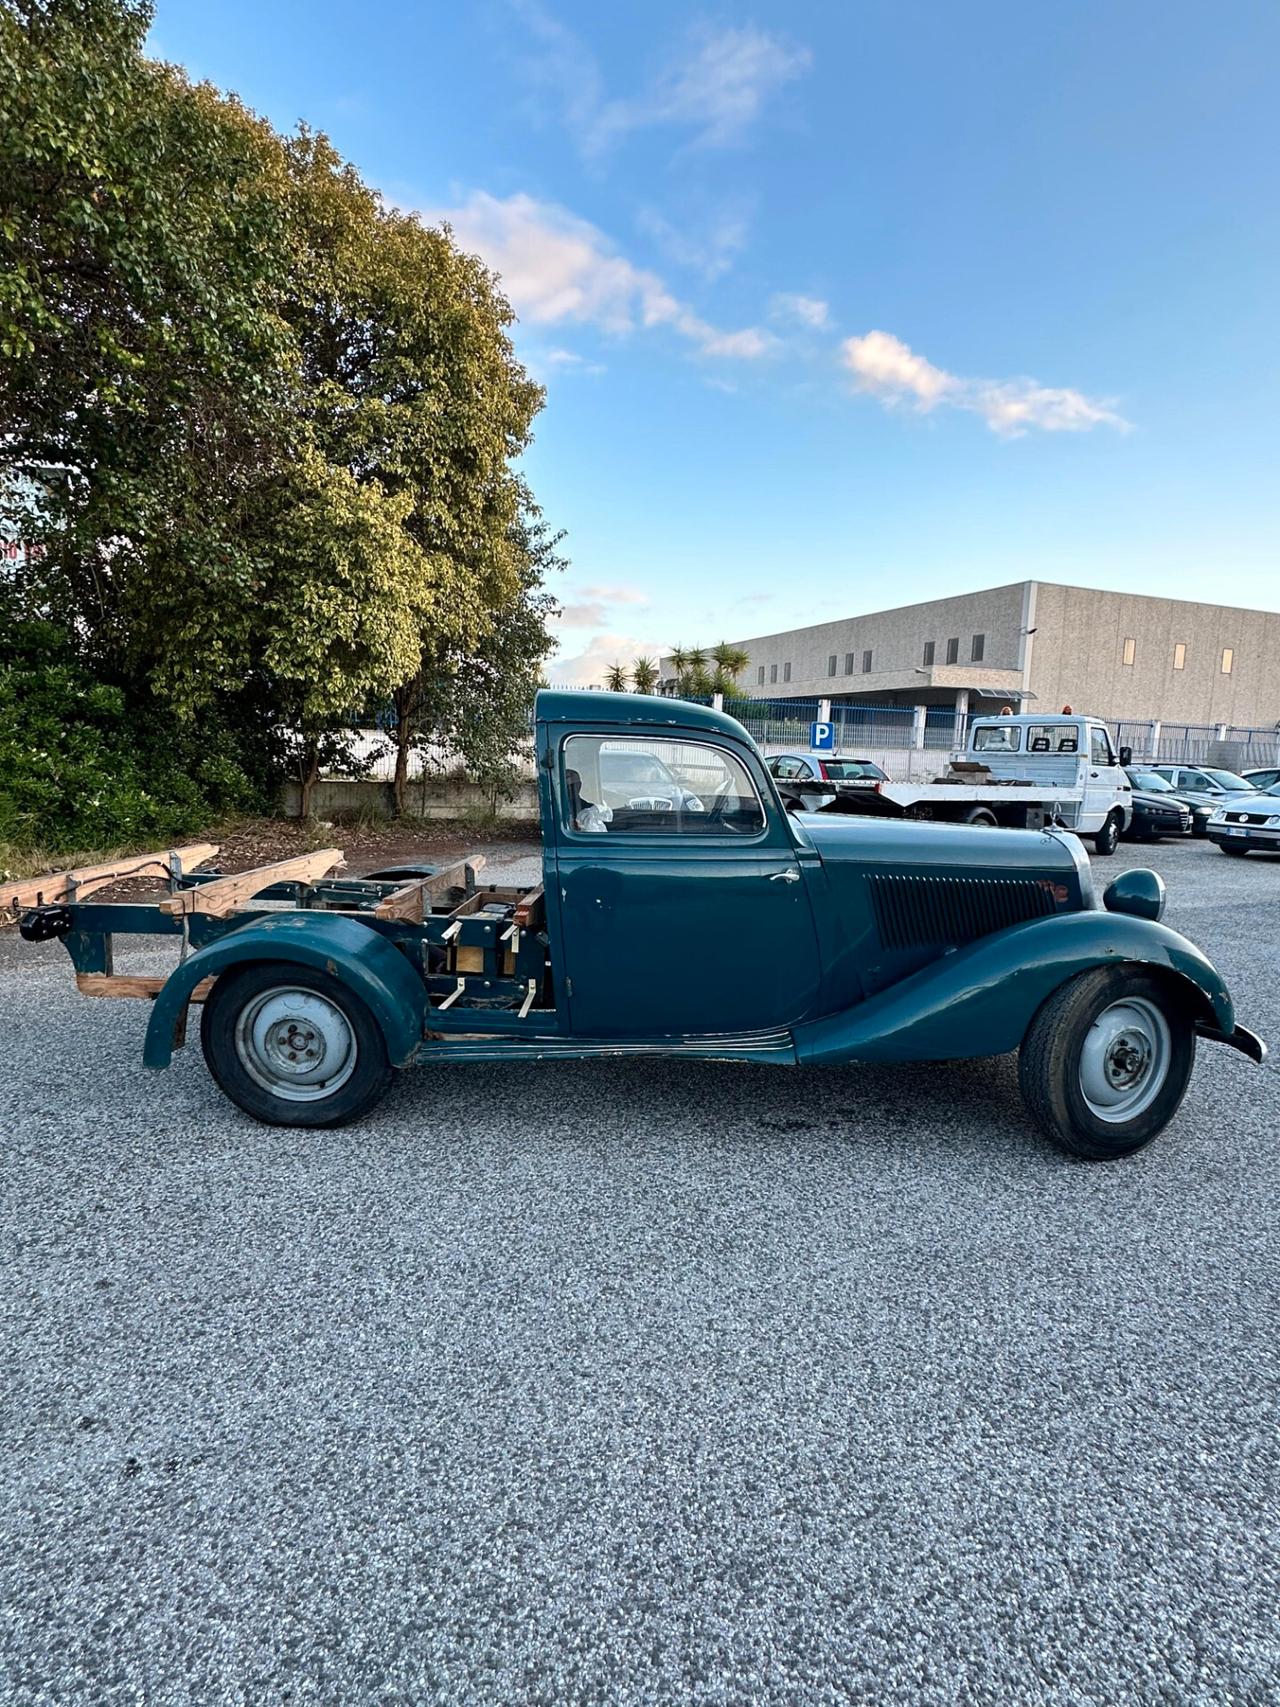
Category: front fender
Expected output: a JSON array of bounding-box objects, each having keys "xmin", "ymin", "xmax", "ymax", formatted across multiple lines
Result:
[
  {"xmin": 794, "ymin": 910, "xmax": 1235, "ymax": 1066},
  {"xmin": 143, "ymin": 913, "xmax": 427, "ymax": 1070}
]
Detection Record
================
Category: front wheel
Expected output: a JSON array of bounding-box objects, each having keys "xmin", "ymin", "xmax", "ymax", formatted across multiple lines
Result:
[
  {"xmin": 201, "ymin": 963, "xmax": 394, "ymax": 1127},
  {"xmin": 1092, "ymin": 812, "xmax": 1121, "ymax": 856},
  {"xmin": 1218, "ymin": 842, "xmax": 1248, "ymax": 857},
  {"xmin": 1018, "ymin": 968, "xmax": 1195, "ymax": 1160}
]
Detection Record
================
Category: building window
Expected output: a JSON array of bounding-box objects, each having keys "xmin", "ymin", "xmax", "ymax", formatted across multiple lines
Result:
[
  {"xmin": 945, "ymin": 637, "xmax": 959, "ymax": 665},
  {"xmin": 923, "ymin": 640, "xmax": 935, "ymax": 666},
  {"xmin": 1122, "ymin": 637, "xmax": 1136, "ymax": 666},
  {"xmin": 783, "ymin": 662, "xmax": 792, "ymax": 681},
  {"xmin": 971, "ymin": 633, "xmax": 985, "ymax": 662},
  {"xmin": 1173, "ymin": 643, "xmax": 1186, "ymax": 671},
  {"xmin": 862, "ymin": 649, "xmax": 873, "ymax": 673},
  {"xmin": 844, "ymin": 652, "xmax": 855, "ymax": 674},
  {"xmin": 770, "ymin": 664, "xmax": 777, "ymax": 684},
  {"xmin": 828, "ymin": 654, "xmax": 837, "ymax": 676},
  {"xmin": 1221, "ymin": 648, "xmax": 1234, "ymax": 675},
  {"xmin": 757, "ymin": 665, "xmax": 765, "ymax": 684}
]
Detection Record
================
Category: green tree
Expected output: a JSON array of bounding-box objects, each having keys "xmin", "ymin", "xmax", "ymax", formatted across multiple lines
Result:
[
  {"xmin": 710, "ymin": 641, "xmax": 750, "ymax": 695},
  {"xmin": 604, "ymin": 663, "xmax": 630, "ymax": 692},
  {"xmin": 0, "ymin": 0, "xmax": 298, "ymax": 692},
  {"xmin": 631, "ymin": 657, "xmax": 659, "ymax": 694}
]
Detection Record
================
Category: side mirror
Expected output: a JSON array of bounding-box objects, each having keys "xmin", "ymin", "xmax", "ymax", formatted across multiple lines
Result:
[{"xmin": 1118, "ymin": 745, "xmax": 1132, "ymax": 767}]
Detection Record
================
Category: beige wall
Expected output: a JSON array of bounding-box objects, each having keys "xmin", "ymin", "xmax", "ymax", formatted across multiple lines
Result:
[
  {"xmin": 1030, "ymin": 583, "xmax": 1280, "ymax": 726},
  {"xmin": 721, "ymin": 582, "xmax": 1028, "ymax": 697}
]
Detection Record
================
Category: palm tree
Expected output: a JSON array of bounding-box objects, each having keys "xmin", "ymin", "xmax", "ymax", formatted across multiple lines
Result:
[
  {"xmin": 710, "ymin": 641, "xmax": 750, "ymax": 693},
  {"xmin": 604, "ymin": 663, "xmax": 630, "ymax": 692},
  {"xmin": 631, "ymin": 657, "xmax": 659, "ymax": 694}
]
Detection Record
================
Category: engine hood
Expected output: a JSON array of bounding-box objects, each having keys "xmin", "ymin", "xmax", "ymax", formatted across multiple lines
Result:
[
  {"xmin": 795, "ymin": 810, "xmax": 1091, "ymax": 882},
  {"xmin": 790, "ymin": 812, "xmax": 1096, "ymax": 1003}
]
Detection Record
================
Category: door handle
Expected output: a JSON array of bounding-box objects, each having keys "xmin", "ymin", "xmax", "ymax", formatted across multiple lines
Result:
[
  {"xmin": 1090, "ymin": 771, "xmax": 1099, "ymax": 778},
  {"xmin": 770, "ymin": 868, "xmax": 801, "ymax": 883}
]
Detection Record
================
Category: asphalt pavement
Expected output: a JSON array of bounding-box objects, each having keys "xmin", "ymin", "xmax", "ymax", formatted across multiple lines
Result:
[{"xmin": 2, "ymin": 835, "xmax": 1279, "ymax": 1705}]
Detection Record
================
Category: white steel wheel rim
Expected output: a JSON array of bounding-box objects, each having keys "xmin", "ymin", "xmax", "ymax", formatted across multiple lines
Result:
[
  {"xmin": 1078, "ymin": 996, "xmax": 1171, "ymax": 1123},
  {"xmin": 234, "ymin": 987, "xmax": 358, "ymax": 1102}
]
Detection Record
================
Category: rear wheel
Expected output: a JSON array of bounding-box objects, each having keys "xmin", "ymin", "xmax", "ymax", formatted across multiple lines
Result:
[
  {"xmin": 201, "ymin": 963, "xmax": 394, "ymax": 1128},
  {"xmin": 1092, "ymin": 812, "xmax": 1121, "ymax": 856},
  {"xmin": 1018, "ymin": 967, "xmax": 1195, "ymax": 1160},
  {"xmin": 963, "ymin": 806, "xmax": 998, "ymax": 827}
]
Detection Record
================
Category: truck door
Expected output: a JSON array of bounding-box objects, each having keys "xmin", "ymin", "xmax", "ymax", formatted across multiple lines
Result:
[
  {"xmin": 1082, "ymin": 724, "xmax": 1122, "ymax": 830},
  {"xmin": 551, "ymin": 731, "xmax": 823, "ymax": 1038}
]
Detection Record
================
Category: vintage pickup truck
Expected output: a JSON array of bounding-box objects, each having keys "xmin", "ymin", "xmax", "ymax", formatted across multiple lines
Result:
[{"xmin": 5, "ymin": 691, "xmax": 1264, "ymax": 1161}]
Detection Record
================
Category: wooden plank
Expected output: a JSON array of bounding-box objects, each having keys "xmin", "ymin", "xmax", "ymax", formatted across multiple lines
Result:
[
  {"xmin": 0, "ymin": 843, "xmax": 220, "ymax": 914},
  {"xmin": 76, "ymin": 974, "xmax": 217, "ymax": 1001},
  {"xmin": 373, "ymin": 854, "xmax": 487, "ymax": 924},
  {"xmin": 157, "ymin": 849, "xmax": 344, "ymax": 918},
  {"xmin": 454, "ymin": 945, "xmax": 486, "ymax": 973},
  {"xmin": 513, "ymin": 884, "xmax": 545, "ymax": 929}
]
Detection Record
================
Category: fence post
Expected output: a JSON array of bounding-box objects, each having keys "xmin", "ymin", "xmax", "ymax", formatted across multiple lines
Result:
[
  {"xmin": 818, "ymin": 698, "xmax": 831, "ymax": 723},
  {"xmin": 1216, "ymin": 724, "xmax": 1227, "ymax": 740},
  {"xmin": 953, "ymin": 690, "xmax": 969, "ymax": 750},
  {"xmin": 912, "ymin": 705, "xmax": 927, "ymax": 749},
  {"xmin": 712, "ymin": 692, "xmax": 724, "ymax": 712},
  {"xmin": 1149, "ymin": 719, "xmax": 1161, "ymax": 760}
]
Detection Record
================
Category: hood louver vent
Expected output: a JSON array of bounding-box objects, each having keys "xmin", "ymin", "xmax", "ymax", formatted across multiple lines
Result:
[{"xmin": 869, "ymin": 872, "xmax": 1057, "ymax": 950}]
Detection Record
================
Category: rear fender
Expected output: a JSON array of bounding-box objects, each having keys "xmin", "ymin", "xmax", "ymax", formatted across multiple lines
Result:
[
  {"xmin": 794, "ymin": 911, "xmax": 1234, "ymax": 1066},
  {"xmin": 143, "ymin": 913, "xmax": 427, "ymax": 1069}
]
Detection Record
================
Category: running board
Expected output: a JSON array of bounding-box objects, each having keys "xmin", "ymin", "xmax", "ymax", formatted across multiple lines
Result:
[{"xmin": 415, "ymin": 1030, "xmax": 798, "ymax": 1066}]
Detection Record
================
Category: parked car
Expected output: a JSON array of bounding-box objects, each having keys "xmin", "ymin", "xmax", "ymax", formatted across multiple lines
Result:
[
  {"xmin": 1242, "ymin": 766, "xmax": 1280, "ymax": 790},
  {"xmin": 1207, "ymin": 788, "xmax": 1280, "ymax": 857},
  {"xmin": 765, "ymin": 752, "xmax": 890, "ymax": 814},
  {"xmin": 8, "ymin": 691, "xmax": 1266, "ymax": 1162},
  {"xmin": 1121, "ymin": 769, "xmax": 1195, "ymax": 840},
  {"xmin": 1147, "ymin": 766, "xmax": 1260, "ymax": 835}
]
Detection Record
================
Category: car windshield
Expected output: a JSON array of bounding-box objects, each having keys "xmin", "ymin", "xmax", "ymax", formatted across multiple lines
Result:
[
  {"xmin": 601, "ymin": 752, "xmax": 674, "ymax": 788},
  {"xmin": 823, "ymin": 759, "xmax": 885, "ymax": 780},
  {"xmin": 1203, "ymin": 769, "xmax": 1254, "ymax": 790},
  {"xmin": 1128, "ymin": 769, "xmax": 1175, "ymax": 792}
]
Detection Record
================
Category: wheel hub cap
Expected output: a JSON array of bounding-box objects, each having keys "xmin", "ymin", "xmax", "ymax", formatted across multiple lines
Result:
[
  {"xmin": 1079, "ymin": 997, "xmax": 1171, "ymax": 1123},
  {"xmin": 234, "ymin": 988, "xmax": 357, "ymax": 1102}
]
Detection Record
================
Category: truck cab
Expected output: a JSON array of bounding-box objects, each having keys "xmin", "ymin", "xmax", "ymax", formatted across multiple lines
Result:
[{"xmin": 963, "ymin": 713, "xmax": 1131, "ymax": 839}]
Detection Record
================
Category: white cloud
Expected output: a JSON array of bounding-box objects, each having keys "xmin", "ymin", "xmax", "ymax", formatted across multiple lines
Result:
[
  {"xmin": 840, "ymin": 329, "xmax": 1128, "ymax": 437},
  {"xmin": 771, "ymin": 292, "xmax": 831, "ymax": 330},
  {"xmin": 513, "ymin": 5, "xmax": 810, "ymax": 158},
  {"xmin": 430, "ymin": 190, "xmax": 774, "ymax": 359},
  {"xmin": 636, "ymin": 204, "xmax": 750, "ymax": 281},
  {"xmin": 548, "ymin": 631, "xmax": 665, "ymax": 687},
  {"xmin": 577, "ymin": 583, "xmax": 649, "ymax": 606}
]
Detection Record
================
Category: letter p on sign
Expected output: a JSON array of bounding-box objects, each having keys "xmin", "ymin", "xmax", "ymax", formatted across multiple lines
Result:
[{"xmin": 809, "ymin": 721, "xmax": 835, "ymax": 752}]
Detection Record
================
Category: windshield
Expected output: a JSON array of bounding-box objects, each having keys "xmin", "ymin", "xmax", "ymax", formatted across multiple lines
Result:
[
  {"xmin": 601, "ymin": 752, "xmax": 674, "ymax": 788},
  {"xmin": 1128, "ymin": 769, "xmax": 1174, "ymax": 792},
  {"xmin": 823, "ymin": 759, "xmax": 886, "ymax": 780},
  {"xmin": 1202, "ymin": 769, "xmax": 1254, "ymax": 790}
]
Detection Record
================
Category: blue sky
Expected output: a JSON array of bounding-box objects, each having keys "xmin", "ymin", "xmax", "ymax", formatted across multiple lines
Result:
[{"xmin": 149, "ymin": 0, "xmax": 1280, "ymax": 681}]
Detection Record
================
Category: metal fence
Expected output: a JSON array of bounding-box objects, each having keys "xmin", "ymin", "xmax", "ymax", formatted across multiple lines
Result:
[
  {"xmin": 1108, "ymin": 719, "xmax": 1280, "ymax": 770},
  {"xmin": 721, "ymin": 696, "xmax": 820, "ymax": 751}
]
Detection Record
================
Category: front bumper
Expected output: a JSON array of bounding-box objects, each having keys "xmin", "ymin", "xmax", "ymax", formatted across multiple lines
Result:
[
  {"xmin": 1196, "ymin": 1022, "xmax": 1268, "ymax": 1064},
  {"xmin": 1207, "ymin": 823, "xmax": 1280, "ymax": 852}
]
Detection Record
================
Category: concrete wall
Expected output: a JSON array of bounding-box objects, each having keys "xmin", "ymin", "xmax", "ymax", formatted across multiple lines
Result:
[
  {"xmin": 1030, "ymin": 583, "xmax": 1280, "ymax": 726},
  {"xmin": 687, "ymin": 583, "xmax": 1029, "ymax": 700},
  {"xmin": 280, "ymin": 776, "xmax": 539, "ymax": 821}
]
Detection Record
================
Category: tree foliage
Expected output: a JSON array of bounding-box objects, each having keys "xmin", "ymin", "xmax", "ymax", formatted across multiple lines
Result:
[
  {"xmin": 662, "ymin": 642, "xmax": 749, "ymax": 698},
  {"xmin": 0, "ymin": 0, "xmax": 561, "ymax": 842}
]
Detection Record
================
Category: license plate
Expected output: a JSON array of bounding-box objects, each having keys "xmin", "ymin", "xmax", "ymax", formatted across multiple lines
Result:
[{"xmin": 1227, "ymin": 827, "xmax": 1247, "ymax": 837}]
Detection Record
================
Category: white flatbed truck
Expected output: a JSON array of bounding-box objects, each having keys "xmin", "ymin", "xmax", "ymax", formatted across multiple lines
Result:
[{"xmin": 816, "ymin": 714, "xmax": 1134, "ymax": 855}]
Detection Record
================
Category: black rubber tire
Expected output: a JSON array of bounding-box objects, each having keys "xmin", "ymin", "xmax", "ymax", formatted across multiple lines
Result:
[
  {"xmin": 201, "ymin": 963, "xmax": 394, "ymax": 1128},
  {"xmin": 1092, "ymin": 812, "xmax": 1121, "ymax": 856},
  {"xmin": 1018, "ymin": 967, "xmax": 1195, "ymax": 1160},
  {"xmin": 1218, "ymin": 842, "xmax": 1248, "ymax": 857},
  {"xmin": 964, "ymin": 807, "xmax": 998, "ymax": 827}
]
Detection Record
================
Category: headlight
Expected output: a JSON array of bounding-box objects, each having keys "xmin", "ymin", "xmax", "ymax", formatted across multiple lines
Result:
[
  {"xmin": 1267, "ymin": 816, "xmax": 1280, "ymax": 829},
  {"xmin": 1209, "ymin": 808, "xmax": 1226, "ymax": 823}
]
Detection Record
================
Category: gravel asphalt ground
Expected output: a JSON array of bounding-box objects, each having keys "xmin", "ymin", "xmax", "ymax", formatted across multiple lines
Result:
[{"xmin": 2, "ymin": 834, "xmax": 1278, "ymax": 1705}]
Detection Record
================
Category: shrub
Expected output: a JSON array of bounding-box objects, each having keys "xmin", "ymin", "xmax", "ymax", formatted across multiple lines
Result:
[{"xmin": 0, "ymin": 621, "xmax": 268, "ymax": 851}]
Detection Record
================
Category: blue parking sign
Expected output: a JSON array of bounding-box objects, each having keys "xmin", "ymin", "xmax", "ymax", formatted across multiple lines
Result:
[{"xmin": 809, "ymin": 720, "xmax": 835, "ymax": 752}]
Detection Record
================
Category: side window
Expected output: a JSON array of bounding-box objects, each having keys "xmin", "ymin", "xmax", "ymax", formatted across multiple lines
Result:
[
  {"xmin": 972, "ymin": 724, "xmax": 1021, "ymax": 752},
  {"xmin": 794, "ymin": 760, "xmax": 815, "ymax": 780},
  {"xmin": 563, "ymin": 736, "xmax": 766, "ymax": 837},
  {"xmin": 1090, "ymin": 727, "xmax": 1112, "ymax": 765},
  {"xmin": 773, "ymin": 757, "xmax": 799, "ymax": 779}
]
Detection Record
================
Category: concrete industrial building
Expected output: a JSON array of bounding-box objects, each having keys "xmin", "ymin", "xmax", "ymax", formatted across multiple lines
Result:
[{"xmin": 688, "ymin": 581, "xmax": 1280, "ymax": 732}]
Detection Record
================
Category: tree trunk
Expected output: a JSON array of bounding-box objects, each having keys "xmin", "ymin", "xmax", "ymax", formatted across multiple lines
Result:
[
  {"xmin": 392, "ymin": 680, "xmax": 419, "ymax": 819},
  {"xmin": 300, "ymin": 743, "xmax": 321, "ymax": 819}
]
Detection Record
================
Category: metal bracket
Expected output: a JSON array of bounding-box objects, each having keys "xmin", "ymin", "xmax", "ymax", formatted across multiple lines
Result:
[{"xmin": 438, "ymin": 977, "xmax": 465, "ymax": 1011}]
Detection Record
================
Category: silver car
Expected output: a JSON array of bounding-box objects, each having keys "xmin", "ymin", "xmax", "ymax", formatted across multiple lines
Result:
[{"xmin": 1148, "ymin": 765, "xmax": 1260, "ymax": 836}]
